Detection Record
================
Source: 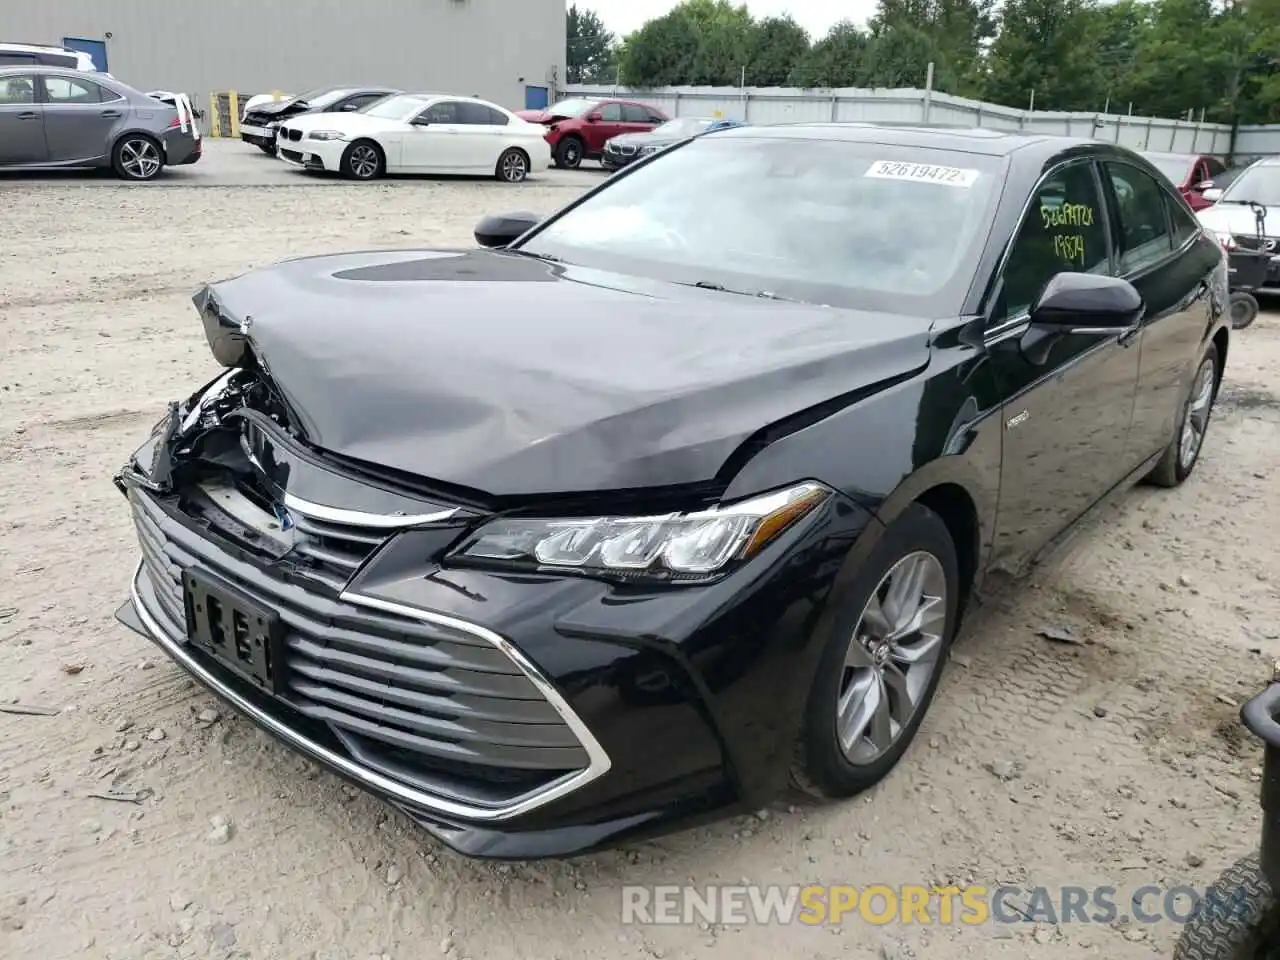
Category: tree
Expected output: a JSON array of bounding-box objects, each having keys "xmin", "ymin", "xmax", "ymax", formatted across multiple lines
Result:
[
  {"xmin": 787, "ymin": 21, "xmax": 870, "ymax": 87},
  {"xmin": 620, "ymin": 0, "xmax": 756, "ymax": 86},
  {"xmin": 981, "ymin": 0, "xmax": 1107, "ymax": 110},
  {"xmin": 747, "ymin": 16, "xmax": 811, "ymax": 86},
  {"xmin": 566, "ymin": 4, "xmax": 616, "ymax": 84}
]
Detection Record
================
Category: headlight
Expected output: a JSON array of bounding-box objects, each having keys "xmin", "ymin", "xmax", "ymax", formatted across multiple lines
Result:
[
  {"xmin": 449, "ymin": 482, "xmax": 831, "ymax": 581},
  {"xmin": 1214, "ymin": 231, "xmax": 1237, "ymax": 251},
  {"xmin": 307, "ymin": 130, "xmax": 348, "ymax": 141},
  {"xmin": 639, "ymin": 145, "xmax": 658, "ymax": 155}
]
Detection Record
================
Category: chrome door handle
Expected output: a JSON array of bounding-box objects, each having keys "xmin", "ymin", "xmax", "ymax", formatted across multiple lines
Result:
[
  {"xmin": 100, "ymin": 110, "xmax": 122, "ymax": 119},
  {"xmin": 16, "ymin": 111, "xmax": 37, "ymax": 120}
]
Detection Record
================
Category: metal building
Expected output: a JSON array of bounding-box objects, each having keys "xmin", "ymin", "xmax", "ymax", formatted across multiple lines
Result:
[{"xmin": 0, "ymin": 0, "xmax": 565, "ymax": 113}]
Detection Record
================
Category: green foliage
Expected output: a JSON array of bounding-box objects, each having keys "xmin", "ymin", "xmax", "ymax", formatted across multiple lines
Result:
[{"xmin": 571, "ymin": 0, "xmax": 1280, "ymax": 121}]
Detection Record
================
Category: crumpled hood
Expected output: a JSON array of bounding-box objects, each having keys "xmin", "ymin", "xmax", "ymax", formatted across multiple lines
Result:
[
  {"xmin": 1198, "ymin": 202, "xmax": 1279, "ymax": 241},
  {"xmin": 194, "ymin": 250, "xmax": 934, "ymax": 496}
]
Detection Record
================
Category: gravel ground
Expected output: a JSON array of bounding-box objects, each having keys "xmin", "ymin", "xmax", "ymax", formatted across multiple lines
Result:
[{"xmin": 2, "ymin": 175, "xmax": 1280, "ymax": 960}]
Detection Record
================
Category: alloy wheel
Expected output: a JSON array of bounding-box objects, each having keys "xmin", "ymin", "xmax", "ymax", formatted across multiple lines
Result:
[
  {"xmin": 120, "ymin": 139, "xmax": 161, "ymax": 179},
  {"xmin": 348, "ymin": 144, "xmax": 380, "ymax": 179},
  {"xmin": 1178, "ymin": 358, "xmax": 1215, "ymax": 470},
  {"xmin": 501, "ymin": 151, "xmax": 528, "ymax": 183},
  {"xmin": 837, "ymin": 551, "xmax": 947, "ymax": 765}
]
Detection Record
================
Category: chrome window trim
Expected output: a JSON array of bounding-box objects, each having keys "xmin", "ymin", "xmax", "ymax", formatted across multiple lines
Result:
[{"xmin": 129, "ymin": 559, "xmax": 612, "ymax": 822}]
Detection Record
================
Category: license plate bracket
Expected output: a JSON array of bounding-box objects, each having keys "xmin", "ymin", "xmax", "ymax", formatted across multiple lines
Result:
[{"xmin": 182, "ymin": 569, "xmax": 286, "ymax": 695}]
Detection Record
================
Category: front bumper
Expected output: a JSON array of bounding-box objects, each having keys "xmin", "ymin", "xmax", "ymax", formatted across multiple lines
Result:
[
  {"xmin": 240, "ymin": 122, "xmax": 277, "ymax": 148},
  {"xmin": 115, "ymin": 470, "xmax": 870, "ymax": 858},
  {"xmin": 277, "ymin": 136, "xmax": 342, "ymax": 172}
]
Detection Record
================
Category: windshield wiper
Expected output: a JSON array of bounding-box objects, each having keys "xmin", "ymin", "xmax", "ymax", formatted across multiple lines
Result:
[{"xmin": 682, "ymin": 280, "xmax": 794, "ymax": 302}]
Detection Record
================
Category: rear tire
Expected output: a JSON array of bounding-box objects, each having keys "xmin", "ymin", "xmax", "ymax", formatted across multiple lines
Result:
[
  {"xmin": 554, "ymin": 136, "xmax": 583, "ymax": 169},
  {"xmin": 1230, "ymin": 292, "xmax": 1260, "ymax": 330},
  {"xmin": 791, "ymin": 503, "xmax": 959, "ymax": 801},
  {"xmin": 112, "ymin": 135, "xmax": 164, "ymax": 181},
  {"xmin": 1148, "ymin": 343, "xmax": 1219, "ymax": 488},
  {"xmin": 495, "ymin": 147, "xmax": 530, "ymax": 183},
  {"xmin": 1173, "ymin": 854, "xmax": 1280, "ymax": 960},
  {"xmin": 341, "ymin": 140, "xmax": 385, "ymax": 181}
]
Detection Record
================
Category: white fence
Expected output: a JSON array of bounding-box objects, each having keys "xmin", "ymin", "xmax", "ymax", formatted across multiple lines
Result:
[{"xmin": 564, "ymin": 84, "xmax": 1279, "ymax": 160}]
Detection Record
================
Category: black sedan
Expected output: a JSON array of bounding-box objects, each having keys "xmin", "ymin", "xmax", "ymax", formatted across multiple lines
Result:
[
  {"xmin": 239, "ymin": 85, "xmax": 398, "ymax": 153},
  {"xmin": 114, "ymin": 124, "xmax": 1229, "ymax": 859},
  {"xmin": 601, "ymin": 116, "xmax": 716, "ymax": 170}
]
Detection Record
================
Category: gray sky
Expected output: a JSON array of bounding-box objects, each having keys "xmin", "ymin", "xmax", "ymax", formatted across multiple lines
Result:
[{"xmin": 586, "ymin": 1, "xmax": 878, "ymax": 41}]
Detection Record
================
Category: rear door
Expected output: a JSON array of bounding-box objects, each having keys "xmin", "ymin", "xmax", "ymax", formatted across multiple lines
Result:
[
  {"xmin": 0, "ymin": 73, "xmax": 45, "ymax": 164},
  {"xmin": 39, "ymin": 73, "xmax": 119, "ymax": 163},
  {"xmin": 1099, "ymin": 160, "xmax": 1220, "ymax": 464},
  {"xmin": 621, "ymin": 102, "xmax": 659, "ymax": 135},
  {"xmin": 453, "ymin": 101, "xmax": 510, "ymax": 171},
  {"xmin": 985, "ymin": 158, "xmax": 1142, "ymax": 577}
]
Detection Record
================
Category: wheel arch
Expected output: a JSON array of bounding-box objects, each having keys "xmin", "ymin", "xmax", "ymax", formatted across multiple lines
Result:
[{"xmin": 1211, "ymin": 325, "xmax": 1229, "ymax": 384}]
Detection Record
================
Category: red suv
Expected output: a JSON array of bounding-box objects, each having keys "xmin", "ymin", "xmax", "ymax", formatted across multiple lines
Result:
[
  {"xmin": 1141, "ymin": 152, "xmax": 1230, "ymax": 211},
  {"xmin": 516, "ymin": 97, "xmax": 668, "ymax": 169}
]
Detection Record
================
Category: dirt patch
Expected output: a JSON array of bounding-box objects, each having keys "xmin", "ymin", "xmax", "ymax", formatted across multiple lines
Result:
[{"xmin": 2, "ymin": 180, "xmax": 1280, "ymax": 960}]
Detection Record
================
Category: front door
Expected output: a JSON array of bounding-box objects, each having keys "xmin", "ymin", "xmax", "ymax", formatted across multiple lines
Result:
[
  {"xmin": 1100, "ymin": 160, "xmax": 1220, "ymax": 463},
  {"xmin": 985, "ymin": 159, "xmax": 1142, "ymax": 578},
  {"xmin": 583, "ymin": 102, "xmax": 626, "ymax": 154},
  {"xmin": 404, "ymin": 100, "xmax": 468, "ymax": 170},
  {"xmin": 39, "ymin": 74, "xmax": 118, "ymax": 164},
  {"xmin": 0, "ymin": 73, "xmax": 45, "ymax": 164}
]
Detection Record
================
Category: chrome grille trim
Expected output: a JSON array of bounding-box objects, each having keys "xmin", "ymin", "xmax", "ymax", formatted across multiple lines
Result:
[{"xmin": 128, "ymin": 557, "xmax": 613, "ymax": 821}]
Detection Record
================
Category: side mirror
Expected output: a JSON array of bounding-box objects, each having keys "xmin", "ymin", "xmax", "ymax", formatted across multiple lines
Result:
[
  {"xmin": 586, "ymin": 111, "xmax": 602, "ymax": 122},
  {"xmin": 1193, "ymin": 179, "xmax": 1214, "ymax": 191},
  {"xmin": 339, "ymin": 103, "xmax": 359, "ymax": 112},
  {"xmin": 1031, "ymin": 273, "xmax": 1143, "ymax": 330},
  {"xmin": 1201, "ymin": 187, "xmax": 1223, "ymax": 203},
  {"xmin": 474, "ymin": 211, "xmax": 541, "ymax": 248},
  {"xmin": 411, "ymin": 116, "xmax": 431, "ymax": 126}
]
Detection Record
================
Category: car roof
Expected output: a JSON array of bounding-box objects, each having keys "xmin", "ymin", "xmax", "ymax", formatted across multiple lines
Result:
[
  {"xmin": 708, "ymin": 121, "xmax": 1104, "ymax": 157},
  {"xmin": 1141, "ymin": 151, "xmax": 1207, "ymax": 161},
  {"xmin": 0, "ymin": 63, "xmax": 101, "ymax": 76},
  {"xmin": 0, "ymin": 42, "xmax": 77, "ymax": 53}
]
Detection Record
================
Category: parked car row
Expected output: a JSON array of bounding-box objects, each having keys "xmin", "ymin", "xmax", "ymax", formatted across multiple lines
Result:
[{"xmin": 238, "ymin": 85, "xmax": 552, "ymax": 182}]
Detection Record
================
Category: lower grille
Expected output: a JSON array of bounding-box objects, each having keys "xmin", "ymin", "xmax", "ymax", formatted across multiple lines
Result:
[
  {"xmin": 1233, "ymin": 234, "xmax": 1278, "ymax": 252},
  {"xmin": 130, "ymin": 488, "xmax": 593, "ymax": 808},
  {"xmin": 280, "ymin": 148, "xmax": 303, "ymax": 163}
]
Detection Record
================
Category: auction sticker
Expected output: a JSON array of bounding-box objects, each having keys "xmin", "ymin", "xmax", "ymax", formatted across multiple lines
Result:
[{"xmin": 864, "ymin": 160, "xmax": 980, "ymax": 187}]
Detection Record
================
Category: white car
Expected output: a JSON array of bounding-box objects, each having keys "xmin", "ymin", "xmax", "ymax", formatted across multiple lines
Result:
[
  {"xmin": 1196, "ymin": 156, "xmax": 1280, "ymax": 296},
  {"xmin": 275, "ymin": 92, "xmax": 551, "ymax": 182}
]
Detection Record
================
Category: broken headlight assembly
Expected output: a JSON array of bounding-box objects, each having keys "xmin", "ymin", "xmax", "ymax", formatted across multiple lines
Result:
[{"xmin": 448, "ymin": 482, "xmax": 831, "ymax": 581}]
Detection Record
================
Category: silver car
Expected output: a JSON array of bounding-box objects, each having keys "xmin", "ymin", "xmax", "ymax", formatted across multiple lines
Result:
[{"xmin": 0, "ymin": 66, "xmax": 201, "ymax": 180}]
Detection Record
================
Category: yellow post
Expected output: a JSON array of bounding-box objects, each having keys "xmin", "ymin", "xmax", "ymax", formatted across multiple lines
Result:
[
  {"xmin": 208, "ymin": 93, "xmax": 222, "ymax": 137},
  {"xmin": 228, "ymin": 91, "xmax": 241, "ymax": 138},
  {"xmin": 271, "ymin": 89, "xmax": 282, "ymax": 100}
]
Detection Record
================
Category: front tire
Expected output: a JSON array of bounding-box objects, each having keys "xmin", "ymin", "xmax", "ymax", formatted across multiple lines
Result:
[
  {"xmin": 554, "ymin": 136, "xmax": 583, "ymax": 169},
  {"xmin": 112, "ymin": 135, "xmax": 164, "ymax": 181},
  {"xmin": 341, "ymin": 140, "xmax": 385, "ymax": 181},
  {"xmin": 1173, "ymin": 854, "xmax": 1280, "ymax": 960},
  {"xmin": 1148, "ymin": 343, "xmax": 1219, "ymax": 488},
  {"xmin": 792, "ymin": 503, "xmax": 959, "ymax": 800},
  {"xmin": 495, "ymin": 147, "xmax": 530, "ymax": 183}
]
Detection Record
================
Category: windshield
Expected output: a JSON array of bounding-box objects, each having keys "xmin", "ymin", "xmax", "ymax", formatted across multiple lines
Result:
[
  {"xmin": 1144, "ymin": 155, "xmax": 1193, "ymax": 185},
  {"xmin": 543, "ymin": 98, "xmax": 595, "ymax": 117},
  {"xmin": 293, "ymin": 86, "xmax": 338, "ymax": 105},
  {"xmin": 1220, "ymin": 164, "xmax": 1280, "ymax": 206},
  {"xmin": 303, "ymin": 88, "xmax": 355, "ymax": 110},
  {"xmin": 652, "ymin": 118, "xmax": 712, "ymax": 138},
  {"xmin": 360, "ymin": 94, "xmax": 428, "ymax": 119},
  {"xmin": 516, "ymin": 137, "xmax": 1001, "ymax": 315}
]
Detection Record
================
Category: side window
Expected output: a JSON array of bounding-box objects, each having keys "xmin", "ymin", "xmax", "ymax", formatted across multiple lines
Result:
[
  {"xmin": 43, "ymin": 76, "xmax": 101, "ymax": 104},
  {"xmin": 1204, "ymin": 157, "xmax": 1227, "ymax": 178},
  {"xmin": 0, "ymin": 73, "xmax": 36, "ymax": 103},
  {"xmin": 338, "ymin": 94, "xmax": 381, "ymax": 112},
  {"xmin": 648, "ymin": 112, "xmax": 666, "ymax": 124},
  {"xmin": 0, "ymin": 53, "xmax": 37, "ymax": 66},
  {"xmin": 598, "ymin": 102, "xmax": 622, "ymax": 121},
  {"xmin": 621, "ymin": 104, "xmax": 651, "ymax": 123},
  {"xmin": 1000, "ymin": 163, "xmax": 1110, "ymax": 319},
  {"xmin": 419, "ymin": 100, "xmax": 459, "ymax": 124},
  {"xmin": 1103, "ymin": 162, "xmax": 1173, "ymax": 274},
  {"xmin": 454, "ymin": 102, "xmax": 507, "ymax": 125},
  {"xmin": 1165, "ymin": 194, "xmax": 1202, "ymax": 248}
]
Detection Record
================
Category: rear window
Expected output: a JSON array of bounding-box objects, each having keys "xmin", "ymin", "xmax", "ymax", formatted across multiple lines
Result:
[{"xmin": 518, "ymin": 137, "xmax": 1003, "ymax": 316}]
